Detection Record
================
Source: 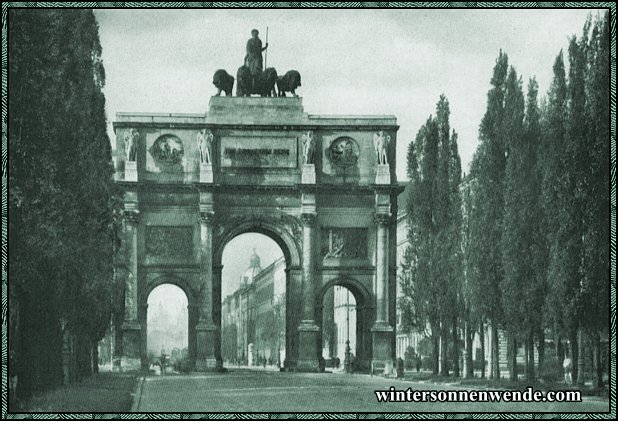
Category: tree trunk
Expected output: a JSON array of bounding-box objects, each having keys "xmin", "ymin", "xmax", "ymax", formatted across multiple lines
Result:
[
  {"xmin": 524, "ymin": 335, "xmax": 529, "ymax": 380},
  {"xmin": 479, "ymin": 321, "xmax": 486, "ymax": 379},
  {"xmin": 576, "ymin": 328, "xmax": 584, "ymax": 385},
  {"xmin": 464, "ymin": 319, "xmax": 474, "ymax": 379},
  {"xmin": 440, "ymin": 329, "xmax": 449, "ymax": 376},
  {"xmin": 570, "ymin": 328, "xmax": 578, "ymax": 384},
  {"xmin": 93, "ymin": 341, "xmax": 99, "ymax": 374},
  {"xmin": 452, "ymin": 318, "xmax": 460, "ymax": 377},
  {"xmin": 508, "ymin": 333, "xmax": 517, "ymax": 381},
  {"xmin": 492, "ymin": 323, "xmax": 500, "ymax": 379},
  {"xmin": 537, "ymin": 328, "xmax": 545, "ymax": 378},
  {"xmin": 592, "ymin": 330, "xmax": 602, "ymax": 388},
  {"xmin": 432, "ymin": 334, "xmax": 439, "ymax": 375},
  {"xmin": 527, "ymin": 331, "xmax": 535, "ymax": 380}
]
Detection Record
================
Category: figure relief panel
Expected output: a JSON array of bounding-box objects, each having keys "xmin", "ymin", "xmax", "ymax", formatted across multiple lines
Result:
[
  {"xmin": 321, "ymin": 228, "xmax": 368, "ymax": 260},
  {"xmin": 145, "ymin": 226, "xmax": 194, "ymax": 263}
]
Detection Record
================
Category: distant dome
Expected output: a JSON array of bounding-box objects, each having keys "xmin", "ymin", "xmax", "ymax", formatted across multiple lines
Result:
[
  {"xmin": 250, "ymin": 250, "xmax": 261, "ymax": 268},
  {"xmin": 240, "ymin": 249, "xmax": 263, "ymax": 287}
]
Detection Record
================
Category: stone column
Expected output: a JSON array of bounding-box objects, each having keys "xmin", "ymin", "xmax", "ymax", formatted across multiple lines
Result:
[
  {"xmin": 195, "ymin": 211, "xmax": 218, "ymax": 371},
  {"xmin": 213, "ymin": 264, "xmax": 224, "ymax": 370},
  {"xmin": 371, "ymin": 213, "xmax": 394, "ymax": 374},
  {"xmin": 121, "ymin": 209, "xmax": 142, "ymax": 370},
  {"xmin": 297, "ymin": 212, "xmax": 320, "ymax": 371},
  {"xmin": 374, "ymin": 214, "xmax": 389, "ymax": 324}
]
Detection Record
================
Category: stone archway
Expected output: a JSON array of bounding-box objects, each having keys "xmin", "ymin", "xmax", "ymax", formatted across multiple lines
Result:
[
  {"xmin": 141, "ymin": 276, "xmax": 197, "ymax": 370},
  {"xmin": 212, "ymin": 217, "xmax": 302, "ymax": 370},
  {"xmin": 144, "ymin": 282, "xmax": 191, "ymax": 368},
  {"xmin": 114, "ymin": 96, "xmax": 401, "ymax": 373},
  {"xmin": 315, "ymin": 277, "xmax": 373, "ymax": 372}
]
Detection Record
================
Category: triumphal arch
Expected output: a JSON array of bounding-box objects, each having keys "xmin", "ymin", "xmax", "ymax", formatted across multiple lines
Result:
[{"xmin": 114, "ymin": 96, "xmax": 401, "ymax": 373}]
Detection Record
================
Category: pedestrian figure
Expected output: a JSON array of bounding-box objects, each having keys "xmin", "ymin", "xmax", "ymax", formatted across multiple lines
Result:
[
  {"xmin": 563, "ymin": 356, "xmax": 573, "ymax": 384},
  {"xmin": 416, "ymin": 356, "xmax": 421, "ymax": 373},
  {"xmin": 397, "ymin": 358, "xmax": 404, "ymax": 379}
]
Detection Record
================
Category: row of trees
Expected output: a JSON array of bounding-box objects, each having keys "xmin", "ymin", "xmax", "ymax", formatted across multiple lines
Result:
[
  {"xmin": 8, "ymin": 10, "xmax": 121, "ymax": 400},
  {"xmin": 399, "ymin": 12, "xmax": 610, "ymax": 387}
]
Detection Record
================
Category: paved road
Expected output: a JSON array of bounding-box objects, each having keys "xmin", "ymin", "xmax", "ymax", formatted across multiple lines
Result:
[{"xmin": 133, "ymin": 369, "xmax": 609, "ymax": 413}]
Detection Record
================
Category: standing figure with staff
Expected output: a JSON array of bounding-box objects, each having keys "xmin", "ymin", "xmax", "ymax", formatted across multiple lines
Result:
[{"xmin": 244, "ymin": 28, "xmax": 269, "ymax": 76}]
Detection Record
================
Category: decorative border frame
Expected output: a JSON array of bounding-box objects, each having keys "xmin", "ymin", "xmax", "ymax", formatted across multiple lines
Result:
[{"xmin": 1, "ymin": 2, "xmax": 615, "ymax": 419}]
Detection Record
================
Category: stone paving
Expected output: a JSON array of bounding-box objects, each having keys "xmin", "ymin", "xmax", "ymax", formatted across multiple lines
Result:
[{"xmin": 133, "ymin": 368, "xmax": 609, "ymax": 413}]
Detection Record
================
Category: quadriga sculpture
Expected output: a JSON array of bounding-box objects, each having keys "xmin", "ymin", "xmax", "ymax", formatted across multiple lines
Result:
[
  {"xmin": 236, "ymin": 66, "xmax": 278, "ymax": 97},
  {"xmin": 213, "ymin": 69, "xmax": 235, "ymax": 96},
  {"xmin": 236, "ymin": 65, "xmax": 253, "ymax": 97},
  {"xmin": 276, "ymin": 70, "xmax": 301, "ymax": 97}
]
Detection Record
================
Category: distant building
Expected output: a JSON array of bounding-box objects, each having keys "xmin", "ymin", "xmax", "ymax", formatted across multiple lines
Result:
[{"xmin": 221, "ymin": 251, "xmax": 286, "ymax": 366}]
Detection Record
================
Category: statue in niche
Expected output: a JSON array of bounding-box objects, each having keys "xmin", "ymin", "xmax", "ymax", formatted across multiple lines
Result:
[
  {"xmin": 197, "ymin": 129, "xmax": 213, "ymax": 164},
  {"xmin": 301, "ymin": 130, "xmax": 315, "ymax": 164},
  {"xmin": 373, "ymin": 130, "xmax": 391, "ymax": 165},
  {"xmin": 124, "ymin": 128, "xmax": 139, "ymax": 162}
]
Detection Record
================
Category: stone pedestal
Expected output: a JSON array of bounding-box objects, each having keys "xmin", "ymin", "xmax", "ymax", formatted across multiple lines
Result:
[
  {"xmin": 297, "ymin": 321, "xmax": 320, "ymax": 371},
  {"xmin": 375, "ymin": 164, "xmax": 390, "ymax": 184},
  {"xmin": 125, "ymin": 161, "xmax": 137, "ymax": 182},
  {"xmin": 301, "ymin": 164, "xmax": 316, "ymax": 184},
  {"xmin": 200, "ymin": 163, "xmax": 213, "ymax": 183},
  {"xmin": 121, "ymin": 321, "xmax": 142, "ymax": 371},
  {"xmin": 195, "ymin": 323, "xmax": 218, "ymax": 371},
  {"xmin": 371, "ymin": 322, "xmax": 394, "ymax": 375}
]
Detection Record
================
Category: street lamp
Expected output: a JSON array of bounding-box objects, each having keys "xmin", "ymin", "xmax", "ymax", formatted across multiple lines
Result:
[{"xmin": 344, "ymin": 289, "xmax": 351, "ymax": 373}]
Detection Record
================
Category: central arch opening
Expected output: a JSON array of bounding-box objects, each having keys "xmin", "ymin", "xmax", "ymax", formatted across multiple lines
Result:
[
  {"xmin": 147, "ymin": 284, "xmax": 189, "ymax": 368},
  {"xmin": 220, "ymin": 233, "xmax": 286, "ymax": 369}
]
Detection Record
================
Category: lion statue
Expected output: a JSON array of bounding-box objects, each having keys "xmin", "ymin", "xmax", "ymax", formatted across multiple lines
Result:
[
  {"xmin": 213, "ymin": 69, "xmax": 235, "ymax": 96},
  {"xmin": 277, "ymin": 70, "xmax": 301, "ymax": 97}
]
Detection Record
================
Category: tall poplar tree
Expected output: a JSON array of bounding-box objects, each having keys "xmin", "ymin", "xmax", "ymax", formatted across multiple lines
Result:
[
  {"xmin": 467, "ymin": 51, "xmax": 509, "ymax": 379},
  {"xmin": 400, "ymin": 96, "xmax": 462, "ymax": 376},
  {"xmin": 8, "ymin": 9, "xmax": 119, "ymax": 398}
]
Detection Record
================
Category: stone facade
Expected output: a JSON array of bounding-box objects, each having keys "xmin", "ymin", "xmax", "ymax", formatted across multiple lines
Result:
[
  {"xmin": 221, "ymin": 254, "xmax": 286, "ymax": 366},
  {"xmin": 113, "ymin": 96, "xmax": 401, "ymax": 372}
]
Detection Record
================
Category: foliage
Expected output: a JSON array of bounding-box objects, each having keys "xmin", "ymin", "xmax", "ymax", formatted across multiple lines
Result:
[
  {"xmin": 400, "ymin": 95, "xmax": 463, "ymax": 375},
  {"xmin": 8, "ymin": 9, "xmax": 119, "ymax": 397}
]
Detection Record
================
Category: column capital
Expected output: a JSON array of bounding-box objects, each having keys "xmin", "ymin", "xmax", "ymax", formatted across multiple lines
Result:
[
  {"xmin": 374, "ymin": 213, "xmax": 391, "ymax": 227},
  {"xmin": 301, "ymin": 213, "xmax": 317, "ymax": 227},
  {"xmin": 124, "ymin": 210, "xmax": 139, "ymax": 224},
  {"xmin": 199, "ymin": 211, "xmax": 215, "ymax": 225}
]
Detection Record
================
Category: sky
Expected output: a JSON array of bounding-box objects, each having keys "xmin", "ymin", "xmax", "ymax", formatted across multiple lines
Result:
[
  {"xmin": 221, "ymin": 234, "xmax": 283, "ymax": 298},
  {"xmin": 94, "ymin": 7, "xmax": 600, "ymax": 179}
]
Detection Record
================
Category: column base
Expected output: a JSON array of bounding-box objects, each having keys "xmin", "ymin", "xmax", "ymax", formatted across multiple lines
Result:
[
  {"xmin": 121, "ymin": 320, "xmax": 143, "ymax": 371},
  {"xmin": 371, "ymin": 322, "xmax": 394, "ymax": 375},
  {"xmin": 297, "ymin": 320, "xmax": 320, "ymax": 372},
  {"xmin": 195, "ymin": 323, "xmax": 218, "ymax": 371}
]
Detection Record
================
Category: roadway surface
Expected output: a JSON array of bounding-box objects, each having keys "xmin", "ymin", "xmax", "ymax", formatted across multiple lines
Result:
[{"xmin": 133, "ymin": 368, "xmax": 610, "ymax": 413}]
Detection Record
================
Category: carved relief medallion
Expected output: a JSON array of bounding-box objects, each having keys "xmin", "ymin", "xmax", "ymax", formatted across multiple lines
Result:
[
  {"xmin": 329, "ymin": 137, "xmax": 360, "ymax": 168},
  {"xmin": 150, "ymin": 134, "xmax": 184, "ymax": 164}
]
